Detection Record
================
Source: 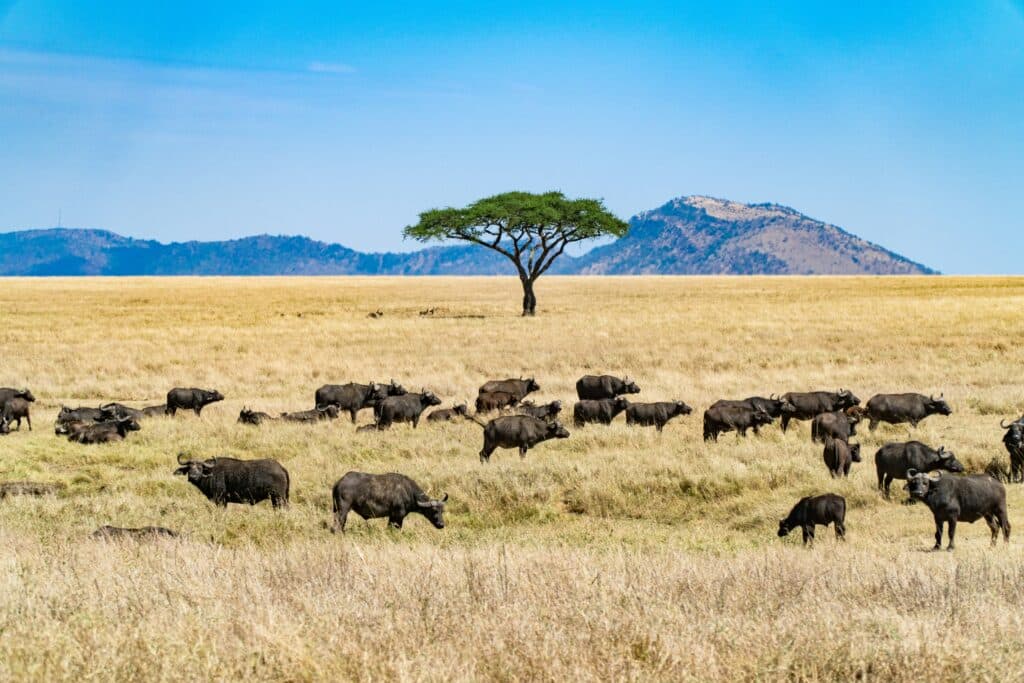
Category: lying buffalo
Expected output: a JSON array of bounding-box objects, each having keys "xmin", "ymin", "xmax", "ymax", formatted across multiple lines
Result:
[
  {"xmin": 517, "ymin": 400, "xmax": 562, "ymax": 421},
  {"xmin": 905, "ymin": 470, "xmax": 1010, "ymax": 550},
  {"xmin": 165, "ymin": 387, "xmax": 224, "ymax": 416},
  {"xmin": 778, "ymin": 494, "xmax": 846, "ymax": 545},
  {"xmin": 625, "ymin": 401, "xmax": 692, "ymax": 432},
  {"xmin": 864, "ymin": 393, "xmax": 951, "ymax": 430},
  {"xmin": 375, "ymin": 391, "xmax": 442, "ymax": 428},
  {"xmin": 476, "ymin": 391, "xmax": 519, "ymax": 413},
  {"xmin": 875, "ymin": 441, "xmax": 964, "ymax": 498},
  {"xmin": 92, "ymin": 525, "xmax": 179, "ymax": 540},
  {"xmin": 478, "ymin": 378, "xmax": 540, "ymax": 401},
  {"xmin": 55, "ymin": 419, "xmax": 88, "ymax": 437},
  {"xmin": 99, "ymin": 403, "xmax": 144, "ymax": 421},
  {"xmin": 573, "ymin": 398, "xmax": 630, "ymax": 427},
  {"xmin": 281, "ymin": 405, "xmax": 340, "ymax": 423},
  {"xmin": 1002, "ymin": 419, "xmax": 1024, "ymax": 483},
  {"xmin": 174, "ymin": 453, "xmax": 289, "ymax": 508},
  {"xmin": 811, "ymin": 407, "xmax": 864, "ymax": 443},
  {"xmin": 779, "ymin": 390, "xmax": 860, "ymax": 432},
  {"xmin": 238, "ymin": 407, "xmax": 276, "ymax": 425},
  {"xmin": 57, "ymin": 405, "xmax": 107, "ymax": 424},
  {"xmin": 426, "ymin": 404, "xmax": 468, "ymax": 422},
  {"xmin": 141, "ymin": 404, "xmax": 167, "ymax": 417},
  {"xmin": 315, "ymin": 381, "xmax": 403, "ymax": 423},
  {"xmin": 823, "ymin": 438, "xmax": 861, "ymax": 478},
  {"xmin": 703, "ymin": 402, "xmax": 773, "ymax": 441},
  {"xmin": 2, "ymin": 397, "xmax": 31, "ymax": 431},
  {"xmin": 575, "ymin": 374, "xmax": 640, "ymax": 400},
  {"xmin": 331, "ymin": 471, "xmax": 447, "ymax": 532},
  {"xmin": 68, "ymin": 416, "xmax": 141, "ymax": 444},
  {"xmin": 477, "ymin": 415, "xmax": 570, "ymax": 463}
]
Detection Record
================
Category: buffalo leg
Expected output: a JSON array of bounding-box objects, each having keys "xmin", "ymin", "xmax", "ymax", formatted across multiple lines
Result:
[
  {"xmin": 25, "ymin": 414, "xmax": 30, "ymax": 431},
  {"xmin": 519, "ymin": 446, "xmax": 528, "ymax": 459},
  {"xmin": 194, "ymin": 406, "xmax": 203, "ymax": 416},
  {"xmin": 985, "ymin": 515, "xmax": 1000, "ymax": 546},
  {"xmin": 350, "ymin": 409, "xmax": 358, "ymax": 423},
  {"xmin": 388, "ymin": 516, "xmax": 404, "ymax": 529},
  {"xmin": 752, "ymin": 424, "xmax": 760, "ymax": 436},
  {"xmin": 271, "ymin": 493, "xmax": 288, "ymax": 509},
  {"xmin": 655, "ymin": 423, "xmax": 664, "ymax": 433},
  {"xmin": 802, "ymin": 525, "xmax": 814, "ymax": 546},
  {"xmin": 869, "ymin": 419, "xmax": 878, "ymax": 432},
  {"xmin": 883, "ymin": 475, "xmax": 894, "ymax": 499},
  {"xmin": 479, "ymin": 446, "xmax": 492, "ymax": 464},
  {"xmin": 834, "ymin": 521, "xmax": 846, "ymax": 541},
  {"xmin": 166, "ymin": 406, "xmax": 176, "ymax": 416},
  {"xmin": 738, "ymin": 427, "xmax": 747, "ymax": 437},
  {"xmin": 946, "ymin": 520, "xmax": 957, "ymax": 551},
  {"xmin": 781, "ymin": 416, "xmax": 790, "ymax": 433},
  {"xmin": 333, "ymin": 503, "xmax": 351, "ymax": 533},
  {"xmin": 933, "ymin": 520, "xmax": 944, "ymax": 550},
  {"xmin": 1001, "ymin": 510, "xmax": 1012, "ymax": 543}
]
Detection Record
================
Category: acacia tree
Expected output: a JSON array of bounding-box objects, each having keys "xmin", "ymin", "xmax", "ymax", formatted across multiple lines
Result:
[{"xmin": 404, "ymin": 191, "xmax": 628, "ymax": 316}]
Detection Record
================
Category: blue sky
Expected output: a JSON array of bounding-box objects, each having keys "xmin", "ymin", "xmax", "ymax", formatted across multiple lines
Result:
[{"xmin": 1, "ymin": 1, "xmax": 1021, "ymax": 273}]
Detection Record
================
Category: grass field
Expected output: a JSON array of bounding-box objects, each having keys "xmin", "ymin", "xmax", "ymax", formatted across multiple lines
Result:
[{"xmin": 1, "ymin": 275, "xmax": 1024, "ymax": 681}]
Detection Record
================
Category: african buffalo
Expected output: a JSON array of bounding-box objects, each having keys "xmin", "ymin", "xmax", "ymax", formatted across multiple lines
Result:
[
  {"xmin": 68, "ymin": 416, "xmax": 141, "ymax": 444},
  {"xmin": 744, "ymin": 395, "xmax": 798, "ymax": 420},
  {"xmin": 478, "ymin": 378, "xmax": 540, "ymax": 401},
  {"xmin": 1002, "ymin": 419, "xmax": 1024, "ymax": 483},
  {"xmin": 779, "ymin": 390, "xmax": 860, "ymax": 432},
  {"xmin": 174, "ymin": 453, "xmax": 289, "ymax": 508},
  {"xmin": 575, "ymin": 375, "xmax": 641, "ymax": 400},
  {"xmin": 238, "ymin": 407, "xmax": 276, "ymax": 425},
  {"xmin": 99, "ymin": 403, "xmax": 144, "ymax": 421},
  {"xmin": 864, "ymin": 393, "xmax": 951, "ymax": 430},
  {"xmin": 905, "ymin": 470, "xmax": 1010, "ymax": 550},
  {"xmin": 811, "ymin": 407, "xmax": 864, "ymax": 443},
  {"xmin": 165, "ymin": 387, "xmax": 224, "ymax": 416},
  {"xmin": 55, "ymin": 419, "xmax": 89, "ymax": 437},
  {"xmin": 281, "ymin": 405, "xmax": 340, "ymax": 422},
  {"xmin": 778, "ymin": 494, "xmax": 846, "ymax": 545},
  {"xmin": 703, "ymin": 402, "xmax": 774, "ymax": 441},
  {"xmin": 426, "ymin": 404, "xmax": 468, "ymax": 422},
  {"xmin": 331, "ymin": 471, "xmax": 447, "ymax": 532},
  {"xmin": 573, "ymin": 398, "xmax": 630, "ymax": 426},
  {"xmin": 517, "ymin": 400, "xmax": 562, "ymax": 421},
  {"xmin": 625, "ymin": 401, "xmax": 692, "ymax": 432},
  {"xmin": 141, "ymin": 404, "xmax": 167, "ymax": 417},
  {"xmin": 823, "ymin": 437, "xmax": 861, "ymax": 478},
  {"xmin": 2, "ymin": 397, "xmax": 31, "ymax": 431},
  {"xmin": 92, "ymin": 525, "xmax": 179, "ymax": 540},
  {"xmin": 0, "ymin": 388, "xmax": 35, "ymax": 410},
  {"xmin": 315, "ymin": 381, "xmax": 403, "ymax": 423},
  {"xmin": 875, "ymin": 441, "xmax": 964, "ymax": 498},
  {"xmin": 478, "ymin": 415, "xmax": 570, "ymax": 463},
  {"xmin": 57, "ymin": 405, "xmax": 107, "ymax": 424},
  {"xmin": 375, "ymin": 391, "xmax": 442, "ymax": 428},
  {"xmin": 475, "ymin": 391, "xmax": 519, "ymax": 413}
]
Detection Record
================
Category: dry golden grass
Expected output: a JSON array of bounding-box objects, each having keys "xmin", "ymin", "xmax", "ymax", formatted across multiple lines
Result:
[{"xmin": 1, "ymin": 275, "xmax": 1023, "ymax": 681}]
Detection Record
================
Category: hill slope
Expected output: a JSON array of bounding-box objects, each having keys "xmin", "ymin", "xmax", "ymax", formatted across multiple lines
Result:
[{"xmin": 0, "ymin": 196, "xmax": 934, "ymax": 275}]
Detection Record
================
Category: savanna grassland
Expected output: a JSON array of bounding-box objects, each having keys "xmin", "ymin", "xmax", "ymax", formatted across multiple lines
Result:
[{"xmin": 1, "ymin": 275, "xmax": 1024, "ymax": 682}]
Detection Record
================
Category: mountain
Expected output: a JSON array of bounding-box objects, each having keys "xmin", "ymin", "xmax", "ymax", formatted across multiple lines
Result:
[{"xmin": 0, "ymin": 196, "xmax": 934, "ymax": 276}]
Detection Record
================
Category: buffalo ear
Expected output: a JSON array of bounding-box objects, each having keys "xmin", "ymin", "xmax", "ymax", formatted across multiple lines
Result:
[{"xmin": 442, "ymin": 493, "xmax": 449, "ymax": 502}]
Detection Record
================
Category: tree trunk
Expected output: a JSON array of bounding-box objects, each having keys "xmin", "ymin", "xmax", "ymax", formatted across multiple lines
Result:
[{"xmin": 520, "ymin": 277, "xmax": 537, "ymax": 316}]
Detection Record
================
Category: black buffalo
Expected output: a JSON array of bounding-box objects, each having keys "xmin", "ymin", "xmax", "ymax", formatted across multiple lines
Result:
[
  {"xmin": 778, "ymin": 494, "xmax": 846, "ymax": 545},
  {"xmin": 475, "ymin": 391, "xmax": 519, "ymax": 413},
  {"xmin": 315, "ymin": 381, "xmax": 404, "ymax": 423},
  {"xmin": 0, "ymin": 387, "xmax": 35, "ymax": 410},
  {"xmin": 375, "ymin": 391, "xmax": 442, "ymax": 428},
  {"xmin": 281, "ymin": 405, "xmax": 340, "ymax": 422},
  {"xmin": 779, "ymin": 390, "xmax": 860, "ymax": 432},
  {"xmin": 811, "ymin": 407, "xmax": 865, "ymax": 443},
  {"xmin": 478, "ymin": 378, "xmax": 540, "ymax": 401},
  {"xmin": 1002, "ymin": 419, "xmax": 1024, "ymax": 483},
  {"xmin": 57, "ymin": 405, "xmax": 107, "ymax": 424},
  {"xmin": 92, "ymin": 525, "xmax": 178, "ymax": 540},
  {"xmin": 238, "ymin": 407, "xmax": 276, "ymax": 425},
  {"xmin": 575, "ymin": 375, "xmax": 641, "ymax": 400},
  {"xmin": 703, "ymin": 402, "xmax": 774, "ymax": 441},
  {"xmin": 625, "ymin": 401, "xmax": 692, "ymax": 432},
  {"xmin": 573, "ymin": 398, "xmax": 630, "ymax": 427},
  {"xmin": 517, "ymin": 400, "xmax": 562, "ymax": 421},
  {"xmin": 426, "ymin": 404, "xmax": 468, "ymax": 422},
  {"xmin": 2, "ymin": 397, "xmax": 32, "ymax": 431},
  {"xmin": 165, "ymin": 388, "xmax": 224, "ymax": 416},
  {"xmin": 174, "ymin": 453, "xmax": 289, "ymax": 508},
  {"xmin": 330, "ymin": 471, "xmax": 447, "ymax": 532},
  {"xmin": 823, "ymin": 438, "xmax": 862, "ymax": 478},
  {"xmin": 99, "ymin": 403, "xmax": 145, "ymax": 421},
  {"xmin": 905, "ymin": 470, "xmax": 1010, "ymax": 550},
  {"xmin": 864, "ymin": 393, "xmax": 952, "ymax": 430},
  {"xmin": 68, "ymin": 416, "xmax": 141, "ymax": 444},
  {"xmin": 478, "ymin": 415, "xmax": 570, "ymax": 463},
  {"xmin": 875, "ymin": 441, "xmax": 964, "ymax": 498},
  {"xmin": 141, "ymin": 404, "xmax": 167, "ymax": 417}
]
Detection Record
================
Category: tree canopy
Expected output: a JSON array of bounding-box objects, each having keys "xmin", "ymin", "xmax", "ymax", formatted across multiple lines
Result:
[{"xmin": 404, "ymin": 191, "xmax": 628, "ymax": 315}]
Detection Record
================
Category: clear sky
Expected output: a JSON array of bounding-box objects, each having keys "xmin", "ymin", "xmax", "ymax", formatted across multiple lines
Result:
[{"xmin": 1, "ymin": 1, "xmax": 1021, "ymax": 273}]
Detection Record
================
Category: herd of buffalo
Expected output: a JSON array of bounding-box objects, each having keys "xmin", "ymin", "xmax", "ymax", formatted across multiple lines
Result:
[{"xmin": 1, "ymin": 378, "xmax": 1023, "ymax": 551}]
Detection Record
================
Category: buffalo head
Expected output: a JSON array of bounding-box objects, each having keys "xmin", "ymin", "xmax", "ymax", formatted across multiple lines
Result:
[
  {"xmin": 547, "ymin": 421, "xmax": 571, "ymax": 439},
  {"xmin": 777, "ymin": 519, "xmax": 793, "ymax": 537},
  {"xmin": 17, "ymin": 389, "xmax": 35, "ymax": 403},
  {"xmin": 752, "ymin": 409, "xmax": 774, "ymax": 427},
  {"xmin": 415, "ymin": 492, "xmax": 449, "ymax": 529},
  {"xmin": 904, "ymin": 469, "xmax": 941, "ymax": 499},
  {"xmin": 928, "ymin": 394, "xmax": 952, "ymax": 416},
  {"xmin": 622, "ymin": 378, "xmax": 641, "ymax": 395},
  {"xmin": 673, "ymin": 400, "xmax": 693, "ymax": 416},
  {"xmin": 524, "ymin": 377, "xmax": 541, "ymax": 393},
  {"xmin": 837, "ymin": 389, "xmax": 861, "ymax": 408},
  {"xmin": 935, "ymin": 446, "xmax": 964, "ymax": 473},
  {"xmin": 421, "ymin": 390, "xmax": 442, "ymax": 407},
  {"xmin": 387, "ymin": 380, "xmax": 407, "ymax": 396},
  {"xmin": 174, "ymin": 453, "xmax": 215, "ymax": 483}
]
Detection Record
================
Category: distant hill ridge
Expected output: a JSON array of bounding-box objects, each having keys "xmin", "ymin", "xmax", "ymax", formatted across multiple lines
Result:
[{"xmin": 0, "ymin": 196, "xmax": 935, "ymax": 275}]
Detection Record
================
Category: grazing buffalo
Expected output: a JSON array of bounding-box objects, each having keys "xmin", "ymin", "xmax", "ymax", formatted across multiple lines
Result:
[
  {"xmin": 375, "ymin": 391, "xmax": 442, "ymax": 428},
  {"xmin": 68, "ymin": 416, "xmax": 141, "ymax": 444},
  {"xmin": 875, "ymin": 441, "xmax": 964, "ymax": 498},
  {"xmin": 905, "ymin": 470, "xmax": 1010, "ymax": 550},
  {"xmin": 0, "ymin": 388, "xmax": 35, "ymax": 410},
  {"xmin": 1002, "ymin": 419, "xmax": 1024, "ymax": 483},
  {"xmin": 426, "ymin": 404, "xmax": 468, "ymax": 422},
  {"xmin": 281, "ymin": 405, "xmax": 340, "ymax": 423},
  {"xmin": 478, "ymin": 415, "xmax": 570, "ymax": 463},
  {"xmin": 314, "ymin": 381, "xmax": 401, "ymax": 423},
  {"xmin": 478, "ymin": 378, "xmax": 540, "ymax": 401},
  {"xmin": 517, "ymin": 400, "xmax": 563, "ymax": 421},
  {"xmin": 573, "ymin": 398, "xmax": 630, "ymax": 427},
  {"xmin": 330, "ymin": 471, "xmax": 448, "ymax": 532},
  {"xmin": 92, "ymin": 525, "xmax": 178, "ymax": 540},
  {"xmin": 778, "ymin": 494, "xmax": 847, "ymax": 545},
  {"xmin": 625, "ymin": 401, "xmax": 692, "ymax": 432},
  {"xmin": 864, "ymin": 393, "xmax": 952, "ymax": 430},
  {"xmin": 2, "ymin": 397, "xmax": 31, "ymax": 431},
  {"xmin": 238, "ymin": 407, "xmax": 276, "ymax": 425},
  {"xmin": 703, "ymin": 402, "xmax": 774, "ymax": 441},
  {"xmin": 141, "ymin": 404, "xmax": 167, "ymax": 417},
  {"xmin": 811, "ymin": 407, "xmax": 864, "ymax": 443},
  {"xmin": 575, "ymin": 375, "xmax": 641, "ymax": 401},
  {"xmin": 165, "ymin": 387, "xmax": 224, "ymax": 416},
  {"xmin": 779, "ymin": 390, "xmax": 860, "ymax": 432},
  {"xmin": 174, "ymin": 454, "xmax": 289, "ymax": 508},
  {"xmin": 823, "ymin": 438, "xmax": 862, "ymax": 478},
  {"xmin": 476, "ymin": 391, "xmax": 519, "ymax": 413}
]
